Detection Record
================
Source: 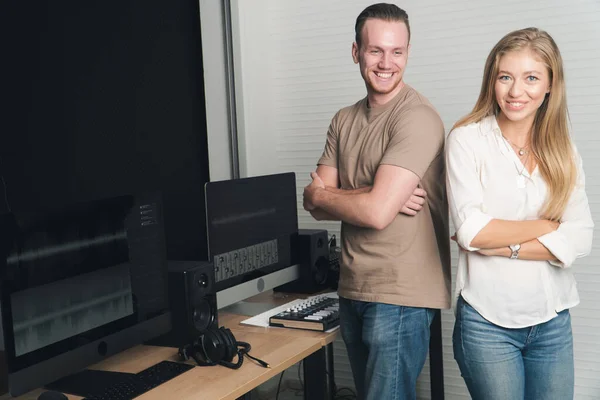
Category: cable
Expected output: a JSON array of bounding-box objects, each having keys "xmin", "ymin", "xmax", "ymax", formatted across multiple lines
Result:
[
  {"xmin": 244, "ymin": 352, "xmax": 270, "ymax": 368},
  {"xmin": 180, "ymin": 337, "xmax": 270, "ymax": 370},
  {"xmin": 298, "ymin": 360, "xmax": 304, "ymax": 390},
  {"xmin": 219, "ymin": 340, "xmax": 271, "ymax": 370},
  {"xmin": 326, "ymin": 370, "xmax": 337, "ymax": 393},
  {"xmin": 218, "ymin": 353, "xmax": 244, "ymax": 370},
  {"xmin": 335, "ymin": 386, "xmax": 357, "ymax": 400},
  {"xmin": 275, "ymin": 370, "xmax": 285, "ymax": 400},
  {"xmin": 329, "ymin": 234, "xmax": 336, "ymax": 247},
  {"xmin": 236, "ymin": 340, "xmax": 270, "ymax": 368},
  {"xmin": 293, "ymin": 358, "xmax": 357, "ymax": 400}
]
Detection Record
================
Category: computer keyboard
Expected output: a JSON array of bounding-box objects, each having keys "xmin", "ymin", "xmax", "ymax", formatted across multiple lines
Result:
[
  {"xmin": 268, "ymin": 295, "xmax": 339, "ymax": 332},
  {"xmin": 81, "ymin": 360, "xmax": 194, "ymax": 400}
]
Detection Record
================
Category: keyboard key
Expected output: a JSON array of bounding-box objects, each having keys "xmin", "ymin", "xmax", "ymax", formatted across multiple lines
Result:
[
  {"xmin": 269, "ymin": 296, "xmax": 339, "ymax": 331},
  {"xmin": 82, "ymin": 361, "xmax": 194, "ymax": 400}
]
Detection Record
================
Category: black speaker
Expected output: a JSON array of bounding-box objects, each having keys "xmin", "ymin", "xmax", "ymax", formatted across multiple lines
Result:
[
  {"xmin": 275, "ymin": 229, "xmax": 331, "ymax": 294},
  {"xmin": 148, "ymin": 261, "xmax": 218, "ymax": 348}
]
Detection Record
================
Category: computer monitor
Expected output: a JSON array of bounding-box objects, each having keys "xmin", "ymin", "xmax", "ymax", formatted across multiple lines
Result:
[
  {"xmin": 0, "ymin": 192, "xmax": 171, "ymax": 396},
  {"xmin": 204, "ymin": 172, "xmax": 301, "ymax": 309}
]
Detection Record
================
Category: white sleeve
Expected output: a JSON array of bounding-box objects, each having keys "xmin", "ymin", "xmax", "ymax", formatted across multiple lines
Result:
[
  {"xmin": 537, "ymin": 152, "xmax": 594, "ymax": 268},
  {"xmin": 446, "ymin": 130, "xmax": 493, "ymax": 251}
]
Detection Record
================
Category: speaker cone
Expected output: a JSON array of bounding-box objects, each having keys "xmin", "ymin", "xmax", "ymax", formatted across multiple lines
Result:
[
  {"xmin": 193, "ymin": 298, "xmax": 214, "ymax": 332},
  {"xmin": 314, "ymin": 256, "xmax": 329, "ymax": 285}
]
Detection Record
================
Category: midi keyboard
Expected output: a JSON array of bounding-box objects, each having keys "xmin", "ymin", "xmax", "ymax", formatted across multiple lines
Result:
[{"xmin": 268, "ymin": 295, "xmax": 339, "ymax": 332}]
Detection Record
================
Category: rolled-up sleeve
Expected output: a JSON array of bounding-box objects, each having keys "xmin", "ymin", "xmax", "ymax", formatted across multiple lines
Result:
[
  {"xmin": 446, "ymin": 130, "xmax": 493, "ymax": 251},
  {"xmin": 537, "ymin": 153, "xmax": 594, "ymax": 268},
  {"xmin": 317, "ymin": 111, "xmax": 341, "ymax": 168}
]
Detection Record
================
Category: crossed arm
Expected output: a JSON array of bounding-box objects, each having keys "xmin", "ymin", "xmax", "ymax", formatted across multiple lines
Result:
[
  {"xmin": 464, "ymin": 206, "xmax": 593, "ymax": 265},
  {"xmin": 460, "ymin": 220, "xmax": 560, "ymax": 261},
  {"xmin": 303, "ymin": 164, "xmax": 423, "ymax": 230},
  {"xmin": 446, "ymin": 132, "xmax": 593, "ymax": 266}
]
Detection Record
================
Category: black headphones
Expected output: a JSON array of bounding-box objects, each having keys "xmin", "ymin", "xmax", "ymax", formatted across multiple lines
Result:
[{"xmin": 178, "ymin": 326, "xmax": 269, "ymax": 370}]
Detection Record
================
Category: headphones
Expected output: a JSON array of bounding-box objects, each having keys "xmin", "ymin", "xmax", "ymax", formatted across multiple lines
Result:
[{"xmin": 178, "ymin": 326, "xmax": 269, "ymax": 370}]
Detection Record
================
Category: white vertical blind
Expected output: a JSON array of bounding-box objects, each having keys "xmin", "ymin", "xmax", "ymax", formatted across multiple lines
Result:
[{"xmin": 231, "ymin": 0, "xmax": 600, "ymax": 398}]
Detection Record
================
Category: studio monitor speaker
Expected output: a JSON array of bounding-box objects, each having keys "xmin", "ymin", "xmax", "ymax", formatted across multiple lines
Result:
[
  {"xmin": 275, "ymin": 229, "xmax": 331, "ymax": 294},
  {"xmin": 150, "ymin": 261, "xmax": 218, "ymax": 348}
]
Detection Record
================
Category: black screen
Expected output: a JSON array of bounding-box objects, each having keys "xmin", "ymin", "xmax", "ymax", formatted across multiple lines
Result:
[
  {"xmin": 1, "ymin": 0, "xmax": 210, "ymax": 261},
  {"xmin": 205, "ymin": 173, "xmax": 299, "ymax": 291},
  {"xmin": 0, "ymin": 193, "xmax": 169, "ymax": 372}
]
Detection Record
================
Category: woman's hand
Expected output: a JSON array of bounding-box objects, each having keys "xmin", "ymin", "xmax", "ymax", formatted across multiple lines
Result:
[
  {"xmin": 451, "ymin": 234, "xmax": 509, "ymax": 258},
  {"xmin": 477, "ymin": 247, "xmax": 510, "ymax": 257}
]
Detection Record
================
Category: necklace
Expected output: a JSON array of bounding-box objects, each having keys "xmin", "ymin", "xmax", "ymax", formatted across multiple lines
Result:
[
  {"xmin": 503, "ymin": 135, "xmax": 530, "ymax": 156},
  {"xmin": 518, "ymin": 150, "xmax": 531, "ymax": 175},
  {"xmin": 515, "ymin": 150, "xmax": 531, "ymax": 188}
]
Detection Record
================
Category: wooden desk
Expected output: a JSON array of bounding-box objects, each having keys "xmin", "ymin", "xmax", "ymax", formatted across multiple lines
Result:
[{"xmin": 1, "ymin": 292, "xmax": 338, "ymax": 400}]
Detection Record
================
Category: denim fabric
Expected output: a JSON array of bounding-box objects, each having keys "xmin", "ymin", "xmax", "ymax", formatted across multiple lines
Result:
[
  {"xmin": 453, "ymin": 296, "xmax": 574, "ymax": 400},
  {"xmin": 339, "ymin": 297, "xmax": 435, "ymax": 400}
]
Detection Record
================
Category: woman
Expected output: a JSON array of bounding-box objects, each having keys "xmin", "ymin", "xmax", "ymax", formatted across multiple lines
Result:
[{"xmin": 446, "ymin": 27, "xmax": 594, "ymax": 400}]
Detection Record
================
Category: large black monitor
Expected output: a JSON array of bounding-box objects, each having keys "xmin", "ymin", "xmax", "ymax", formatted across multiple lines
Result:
[
  {"xmin": 205, "ymin": 172, "xmax": 300, "ymax": 308},
  {"xmin": 0, "ymin": 192, "xmax": 171, "ymax": 396}
]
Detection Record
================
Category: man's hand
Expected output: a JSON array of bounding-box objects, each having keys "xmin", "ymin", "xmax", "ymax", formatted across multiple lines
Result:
[
  {"xmin": 310, "ymin": 171, "xmax": 325, "ymax": 188},
  {"xmin": 303, "ymin": 172, "xmax": 326, "ymax": 211},
  {"xmin": 450, "ymin": 234, "xmax": 463, "ymax": 249},
  {"xmin": 400, "ymin": 187, "xmax": 427, "ymax": 216}
]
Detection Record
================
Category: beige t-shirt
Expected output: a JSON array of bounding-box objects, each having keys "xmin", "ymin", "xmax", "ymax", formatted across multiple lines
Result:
[{"xmin": 318, "ymin": 84, "xmax": 451, "ymax": 309}]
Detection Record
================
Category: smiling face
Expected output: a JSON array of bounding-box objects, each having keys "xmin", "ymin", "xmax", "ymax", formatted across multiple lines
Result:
[
  {"xmin": 352, "ymin": 18, "xmax": 410, "ymax": 107},
  {"xmin": 495, "ymin": 49, "xmax": 551, "ymax": 127}
]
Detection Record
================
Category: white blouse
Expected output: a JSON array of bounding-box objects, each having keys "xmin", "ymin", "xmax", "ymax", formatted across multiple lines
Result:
[{"xmin": 446, "ymin": 115, "xmax": 594, "ymax": 328}]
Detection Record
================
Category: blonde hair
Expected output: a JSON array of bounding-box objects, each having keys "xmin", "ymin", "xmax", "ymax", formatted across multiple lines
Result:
[{"xmin": 453, "ymin": 27, "xmax": 576, "ymax": 221}]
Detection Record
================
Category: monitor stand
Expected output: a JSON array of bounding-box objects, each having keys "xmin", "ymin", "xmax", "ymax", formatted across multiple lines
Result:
[
  {"xmin": 221, "ymin": 301, "xmax": 276, "ymax": 317},
  {"xmin": 45, "ymin": 369, "xmax": 134, "ymax": 398}
]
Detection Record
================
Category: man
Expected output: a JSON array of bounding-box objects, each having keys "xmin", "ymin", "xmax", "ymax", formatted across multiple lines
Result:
[{"xmin": 303, "ymin": 3, "xmax": 451, "ymax": 399}]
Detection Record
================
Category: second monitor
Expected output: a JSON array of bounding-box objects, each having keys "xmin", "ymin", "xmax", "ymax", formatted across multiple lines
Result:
[{"xmin": 204, "ymin": 172, "xmax": 300, "ymax": 308}]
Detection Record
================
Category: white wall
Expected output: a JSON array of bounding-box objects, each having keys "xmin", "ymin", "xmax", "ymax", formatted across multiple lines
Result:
[
  {"xmin": 219, "ymin": 0, "xmax": 600, "ymax": 398},
  {"xmin": 230, "ymin": 0, "xmax": 281, "ymax": 178},
  {"xmin": 199, "ymin": 0, "xmax": 233, "ymax": 181}
]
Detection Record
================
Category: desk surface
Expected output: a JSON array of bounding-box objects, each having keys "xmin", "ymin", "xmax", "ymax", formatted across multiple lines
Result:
[{"xmin": 2, "ymin": 291, "xmax": 338, "ymax": 400}]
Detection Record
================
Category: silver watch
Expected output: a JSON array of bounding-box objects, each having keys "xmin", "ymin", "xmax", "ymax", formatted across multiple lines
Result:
[{"xmin": 509, "ymin": 244, "xmax": 521, "ymax": 259}]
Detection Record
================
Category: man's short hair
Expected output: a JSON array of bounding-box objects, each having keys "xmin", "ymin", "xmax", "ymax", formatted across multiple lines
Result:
[{"xmin": 354, "ymin": 3, "xmax": 411, "ymax": 48}]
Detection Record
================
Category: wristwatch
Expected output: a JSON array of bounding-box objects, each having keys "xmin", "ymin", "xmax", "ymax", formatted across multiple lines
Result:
[{"xmin": 509, "ymin": 244, "xmax": 521, "ymax": 259}]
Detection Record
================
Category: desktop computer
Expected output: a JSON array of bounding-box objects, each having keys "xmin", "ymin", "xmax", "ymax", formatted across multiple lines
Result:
[
  {"xmin": 0, "ymin": 192, "xmax": 174, "ymax": 397},
  {"xmin": 204, "ymin": 172, "xmax": 302, "ymax": 310},
  {"xmin": 2, "ymin": 0, "xmax": 215, "ymax": 397}
]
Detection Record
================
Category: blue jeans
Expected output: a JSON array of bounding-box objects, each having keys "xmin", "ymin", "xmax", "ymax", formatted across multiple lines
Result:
[
  {"xmin": 453, "ymin": 296, "xmax": 574, "ymax": 400},
  {"xmin": 339, "ymin": 297, "xmax": 435, "ymax": 400}
]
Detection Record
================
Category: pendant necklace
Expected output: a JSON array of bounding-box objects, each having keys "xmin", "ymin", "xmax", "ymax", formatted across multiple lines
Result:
[
  {"xmin": 516, "ymin": 152, "xmax": 530, "ymax": 188},
  {"xmin": 499, "ymin": 130, "xmax": 531, "ymax": 187},
  {"xmin": 503, "ymin": 135, "xmax": 530, "ymax": 157}
]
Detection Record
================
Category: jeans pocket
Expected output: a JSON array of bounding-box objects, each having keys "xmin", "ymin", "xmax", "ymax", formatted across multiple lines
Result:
[{"xmin": 459, "ymin": 302, "xmax": 519, "ymax": 364}]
